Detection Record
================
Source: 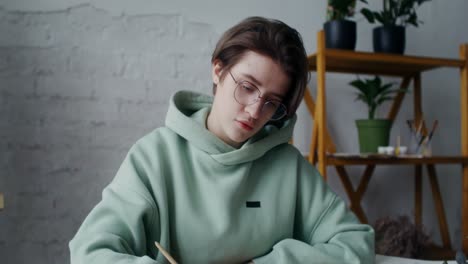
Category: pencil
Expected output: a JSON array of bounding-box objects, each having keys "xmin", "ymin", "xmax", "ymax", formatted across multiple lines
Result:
[{"xmin": 155, "ymin": 242, "xmax": 178, "ymax": 264}]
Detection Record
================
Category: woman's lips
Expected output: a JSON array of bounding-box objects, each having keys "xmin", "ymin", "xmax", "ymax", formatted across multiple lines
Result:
[{"xmin": 236, "ymin": 120, "xmax": 254, "ymax": 131}]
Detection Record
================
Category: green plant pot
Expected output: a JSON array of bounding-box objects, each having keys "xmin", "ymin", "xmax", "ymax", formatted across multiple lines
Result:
[{"xmin": 356, "ymin": 119, "xmax": 392, "ymax": 153}]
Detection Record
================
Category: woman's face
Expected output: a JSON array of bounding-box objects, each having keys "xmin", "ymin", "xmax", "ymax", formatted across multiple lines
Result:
[{"xmin": 207, "ymin": 51, "xmax": 290, "ymax": 148}]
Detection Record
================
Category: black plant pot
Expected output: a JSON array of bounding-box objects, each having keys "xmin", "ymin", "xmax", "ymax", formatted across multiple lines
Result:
[
  {"xmin": 373, "ymin": 26, "xmax": 406, "ymax": 54},
  {"xmin": 324, "ymin": 20, "xmax": 356, "ymax": 50}
]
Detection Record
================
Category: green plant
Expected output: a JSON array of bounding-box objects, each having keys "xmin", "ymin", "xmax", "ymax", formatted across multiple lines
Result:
[
  {"xmin": 361, "ymin": 0, "xmax": 431, "ymax": 27},
  {"xmin": 327, "ymin": 0, "xmax": 368, "ymax": 20},
  {"xmin": 349, "ymin": 76, "xmax": 406, "ymax": 119}
]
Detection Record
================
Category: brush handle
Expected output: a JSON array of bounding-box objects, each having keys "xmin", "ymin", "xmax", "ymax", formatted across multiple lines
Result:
[{"xmin": 428, "ymin": 120, "xmax": 439, "ymax": 141}]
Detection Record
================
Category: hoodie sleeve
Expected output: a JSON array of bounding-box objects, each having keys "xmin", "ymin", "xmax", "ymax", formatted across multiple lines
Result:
[
  {"xmin": 252, "ymin": 160, "xmax": 375, "ymax": 264},
  {"xmin": 69, "ymin": 145, "xmax": 161, "ymax": 264}
]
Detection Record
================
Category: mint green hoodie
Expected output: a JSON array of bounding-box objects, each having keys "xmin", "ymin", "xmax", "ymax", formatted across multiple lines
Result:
[{"xmin": 69, "ymin": 90, "xmax": 374, "ymax": 264}]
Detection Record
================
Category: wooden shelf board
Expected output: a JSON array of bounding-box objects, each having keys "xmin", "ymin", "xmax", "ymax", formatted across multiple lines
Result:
[
  {"xmin": 308, "ymin": 49, "xmax": 465, "ymax": 77},
  {"xmin": 327, "ymin": 154, "xmax": 468, "ymax": 166}
]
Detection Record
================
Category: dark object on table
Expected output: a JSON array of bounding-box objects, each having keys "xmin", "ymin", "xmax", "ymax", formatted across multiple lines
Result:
[
  {"xmin": 456, "ymin": 250, "xmax": 467, "ymax": 264},
  {"xmin": 374, "ymin": 215, "xmax": 432, "ymax": 258}
]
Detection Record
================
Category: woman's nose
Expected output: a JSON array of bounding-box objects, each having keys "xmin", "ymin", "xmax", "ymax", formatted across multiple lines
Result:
[{"xmin": 245, "ymin": 100, "xmax": 263, "ymax": 119}]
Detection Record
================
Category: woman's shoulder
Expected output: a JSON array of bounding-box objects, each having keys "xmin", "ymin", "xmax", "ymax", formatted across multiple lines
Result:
[
  {"xmin": 268, "ymin": 143, "xmax": 323, "ymax": 177},
  {"xmin": 270, "ymin": 143, "xmax": 307, "ymax": 160},
  {"xmin": 128, "ymin": 126, "xmax": 183, "ymax": 155},
  {"xmin": 135, "ymin": 126, "xmax": 179, "ymax": 145}
]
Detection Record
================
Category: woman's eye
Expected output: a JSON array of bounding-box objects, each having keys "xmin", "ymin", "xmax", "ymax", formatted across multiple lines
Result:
[
  {"xmin": 266, "ymin": 101, "xmax": 280, "ymax": 108},
  {"xmin": 241, "ymin": 84, "xmax": 255, "ymax": 92}
]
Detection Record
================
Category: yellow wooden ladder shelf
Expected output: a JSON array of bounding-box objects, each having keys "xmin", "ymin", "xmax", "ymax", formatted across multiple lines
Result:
[{"xmin": 305, "ymin": 30, "xmax": 468, "ymax": 257}]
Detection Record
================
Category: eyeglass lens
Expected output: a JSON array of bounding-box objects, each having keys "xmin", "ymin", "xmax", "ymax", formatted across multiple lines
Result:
[{"xmin": 234, "ymin": 82, "xmax": 286, "ymax": 120}]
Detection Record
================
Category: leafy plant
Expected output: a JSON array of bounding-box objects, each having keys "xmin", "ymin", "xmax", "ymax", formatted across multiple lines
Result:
[
  {"xmin": 350, "ymin": 76, "xmax": 406, "ymax": 119},
  {"xmin": 361, "ymin": 0, "xmax": 431, "ymax": 27},
  {"xmin": 327, "ymin": 0, "xmax": 368, "ymax": 20}
]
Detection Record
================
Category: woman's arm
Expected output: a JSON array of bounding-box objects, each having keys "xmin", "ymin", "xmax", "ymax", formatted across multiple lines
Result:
[
  {"xmin": 252, "ymin": 161, "xmax": 375, "ymax": 264},
  {"xmin": 69, "ymin": 146, "xmax": 161, "ymax": 264}
]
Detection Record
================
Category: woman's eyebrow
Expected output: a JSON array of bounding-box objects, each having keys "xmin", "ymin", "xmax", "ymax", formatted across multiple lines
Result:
[
  {"xmin": 241, "ymin": 73, "xmax": 262, "ymax": 86},
  {"xmin": 240, "ymin": 73, "xmax": 285, "ymax": 100}
]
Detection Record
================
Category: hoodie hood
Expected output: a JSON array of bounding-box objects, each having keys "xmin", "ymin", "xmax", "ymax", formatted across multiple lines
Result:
[{"xmin": 165, "ymin": 90, "xmax": 296, "ymax": 165}]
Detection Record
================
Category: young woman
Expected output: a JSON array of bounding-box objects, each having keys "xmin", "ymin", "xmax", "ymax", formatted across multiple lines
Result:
[{"xmin": 70, "ymin": 17, "xmax": 374, "ymax": 264}]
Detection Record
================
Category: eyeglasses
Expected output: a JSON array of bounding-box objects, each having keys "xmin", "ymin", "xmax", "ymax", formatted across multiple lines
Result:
[{"xmin": 229, "ymin": 71, "xmax": 287, "ymax": 121}]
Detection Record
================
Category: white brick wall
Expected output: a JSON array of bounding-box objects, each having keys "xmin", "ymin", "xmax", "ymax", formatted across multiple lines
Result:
[{"xmin": 0, "ymin": 4, "xmax": 216, "ymax": 264}]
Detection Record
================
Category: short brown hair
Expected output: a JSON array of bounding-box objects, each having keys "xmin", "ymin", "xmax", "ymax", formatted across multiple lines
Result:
[{"xmin": 211, "ymin": 16, "xmax": 309, "ymax": 119}]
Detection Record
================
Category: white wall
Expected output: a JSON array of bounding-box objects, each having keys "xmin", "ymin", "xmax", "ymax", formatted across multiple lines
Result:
[{"xmin": 0, "ymin": 0, "xmax": 467, "ymax": 263}]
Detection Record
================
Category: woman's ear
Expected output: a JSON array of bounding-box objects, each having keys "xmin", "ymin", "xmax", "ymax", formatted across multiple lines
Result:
[{"xmin": 211, "ymin": 59, "xmax": 223, "ymax": 85}]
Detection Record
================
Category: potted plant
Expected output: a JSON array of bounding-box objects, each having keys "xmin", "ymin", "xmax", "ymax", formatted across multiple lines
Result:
[
  {"xmin": 325, "ymin": 0, "xmax": 368, "ymax": 50},
  {"xmin": 350, "ymin": 76, "xmax": 406, "ymax": 153},
  {"xmin": 361, "ymin": 0, "xmax": 431, "ymax": 54}
]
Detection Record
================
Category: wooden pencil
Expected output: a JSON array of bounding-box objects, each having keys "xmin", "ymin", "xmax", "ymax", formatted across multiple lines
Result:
[{"xmin": 155, "ymin": 242, "xmax": 178, "ymax": 264}]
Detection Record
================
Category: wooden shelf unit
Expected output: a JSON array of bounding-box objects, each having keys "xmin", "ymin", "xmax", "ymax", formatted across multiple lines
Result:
[{"xmin": 304, "ymin": 30, "xmax": 468, "ymax": 255}]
